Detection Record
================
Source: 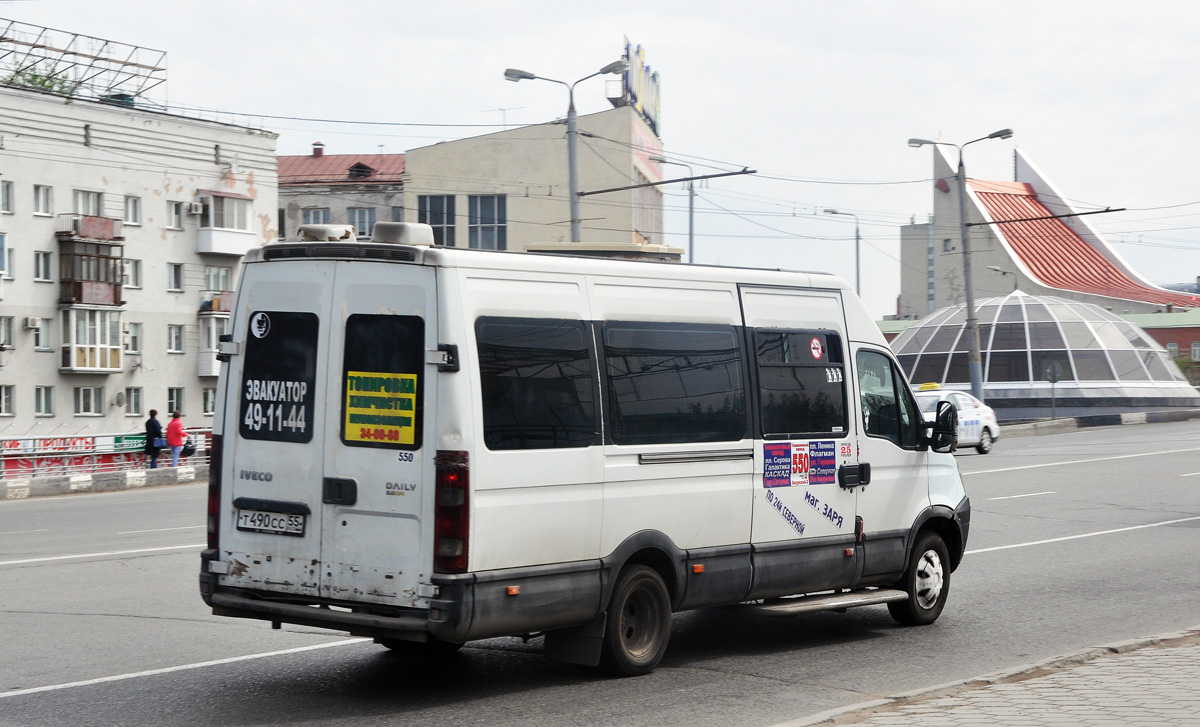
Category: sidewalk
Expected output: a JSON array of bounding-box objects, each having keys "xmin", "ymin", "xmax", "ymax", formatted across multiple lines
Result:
[{"xmin": 786, "ymin": 627, "xmax": 1200, "ymax": 727}]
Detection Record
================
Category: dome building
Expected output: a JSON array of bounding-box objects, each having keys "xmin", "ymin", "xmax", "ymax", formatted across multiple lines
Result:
[{"xmin": 889, "ymin": 291, "xmax": 1200, "ymax": 420}]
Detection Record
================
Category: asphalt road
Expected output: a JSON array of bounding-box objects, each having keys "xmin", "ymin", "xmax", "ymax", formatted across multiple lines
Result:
[{"xmin": 2, "ymin": 421, "xmax": 1199, "ymax": 727}]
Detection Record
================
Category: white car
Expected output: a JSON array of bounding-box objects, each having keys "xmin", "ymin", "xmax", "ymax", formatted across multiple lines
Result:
[{"xmin": 914, "ymin": 389, "xmax": 1000, "ymax": 454}]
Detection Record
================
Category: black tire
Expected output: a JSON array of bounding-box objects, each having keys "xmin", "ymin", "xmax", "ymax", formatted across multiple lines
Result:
[
  {"xmin": 888, "ymin": 532, "xmax": 950, "ymax": 626},
  {"xmin": 976, "ymin": 429, "xmax": 994, "ymax": 454},
  {"xmin": 378, "ymin": 637, "xmax": 463, "ymax": 657},
  {"xmin": 600, "ymin": 565, "xmax": 671, "ymax": 676}
]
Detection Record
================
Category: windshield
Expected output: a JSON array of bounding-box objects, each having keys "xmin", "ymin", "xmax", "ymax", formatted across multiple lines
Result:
[{"xmin": 914, "ymin": 394, "xmax": 942, "ymax": 414}]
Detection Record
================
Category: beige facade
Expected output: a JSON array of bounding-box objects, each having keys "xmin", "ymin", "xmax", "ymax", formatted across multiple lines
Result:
[{"xmin": 402, "ymin": 106, "xmax": 664, "ymax": 250}]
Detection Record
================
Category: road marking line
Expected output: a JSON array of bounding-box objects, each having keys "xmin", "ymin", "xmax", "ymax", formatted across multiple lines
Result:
[
  {"xmin": 117, "ymin": 526, "xmax": 203, "ymax": 535},
  {"xmin": 0, "ymin": 639, "xmax": 370, "ymax": 699},
  {"xmin": 0, "ymin": 529, "xmax": 49, "ymax": 536},
  {"xmin": 966, "ymin": 447, "xmax": 1200, "ymax": 476},
  {"xmin": 1180, "ymin": 472, "xmax": 1200, "ymax": 477},
  {"xmin": 989, "ymin": 491, "xmax": 1055, "ymax": 500},
  {"xmin": 967, "ymin": 516, "xmax": 1200, "ymax": 555},
  {"xmin": 0, "ymin": 543, "xmax": 204, "ymax": 566}
]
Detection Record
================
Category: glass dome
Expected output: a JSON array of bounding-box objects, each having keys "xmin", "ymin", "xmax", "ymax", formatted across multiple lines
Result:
[
  {"xmin": 889, "ymin": 292, "xmax": 1199, "ymax": 418},
  {"xmin": 891, "ymin": 292, "xmax": 1186, "ymax": 386}
]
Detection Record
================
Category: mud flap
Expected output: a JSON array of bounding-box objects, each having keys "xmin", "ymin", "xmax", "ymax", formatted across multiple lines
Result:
[{"xmin": 543, "ymin": 612, "xmax": 607, "ymax": 666}]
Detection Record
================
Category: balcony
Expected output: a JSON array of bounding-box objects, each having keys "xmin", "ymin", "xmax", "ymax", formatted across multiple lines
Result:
[
  {"xmin": 197, "ymin": 227, "xmax": 256, "ymax": 256},
  {"xmin": 55, "ymin": 214, "xmax": 125, "ymax": 242},
  {"xmin": 58, "ymin": 239, "xmax": 125, "ymax": 307},
  {"xmin": 199, "ymin": 289, "xmax": 234, "ymax": 313}
]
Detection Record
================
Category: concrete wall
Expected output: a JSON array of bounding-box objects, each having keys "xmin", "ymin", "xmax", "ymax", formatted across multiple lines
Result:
[
  {"xmin": 278, "ymin": 186, "xmax": 403, "ymax": 241},
  {"xmin": 0, "ymin": 85, "xmax": 277, "ymax": 437}
]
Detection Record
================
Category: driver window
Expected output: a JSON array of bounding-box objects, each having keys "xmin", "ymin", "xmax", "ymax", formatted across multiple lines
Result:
[{"xmin": 857, "ymin": 350, "xmax": 921, "ymax": 449}]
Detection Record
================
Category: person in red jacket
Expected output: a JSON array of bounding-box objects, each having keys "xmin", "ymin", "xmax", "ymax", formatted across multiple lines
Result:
[{"xmin": 166, "ymin": 411, "xmax": 186, "ymax": 467}]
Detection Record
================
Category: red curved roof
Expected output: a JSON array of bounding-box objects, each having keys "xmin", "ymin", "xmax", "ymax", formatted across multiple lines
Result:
[{"xmin": 970, "ymin": 180, "xmax": 1197, "ymax": 309}]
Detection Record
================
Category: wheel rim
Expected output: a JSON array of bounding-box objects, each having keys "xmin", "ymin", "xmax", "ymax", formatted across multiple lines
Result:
[
  {"xmin": 980, "ymin": 431, "xmax": 992, "ymax": 451},
  {"xmin": 914, "ymin": 549, "xmax": 945, "ymax": 610},
  {"xmin": 618, "ymin": 585, "xmax": 665, "ymax": 661}
]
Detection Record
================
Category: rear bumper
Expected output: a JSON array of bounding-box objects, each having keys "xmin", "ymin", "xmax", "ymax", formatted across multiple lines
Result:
[{"xmin": 199, "ymin": 549, "xmax": 601, "ymax": 644}]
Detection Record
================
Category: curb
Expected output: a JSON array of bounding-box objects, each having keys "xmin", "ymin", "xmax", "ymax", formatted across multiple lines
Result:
[
  {"xmin": 774, "ymin": 625, "xmax": 1200, "ymax": 727},
  {"xmin": 3, "ymin": 464, "xmax": 209, "ymax": 500},
  {"xmin": 1000, "ymin": 407, "xmax": 1200, "ymax": 439}
]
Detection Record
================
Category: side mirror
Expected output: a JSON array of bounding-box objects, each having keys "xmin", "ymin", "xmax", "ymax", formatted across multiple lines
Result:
[{"xmin": 927, "ymin": 400, "xmax": 958, "ymax": 453}]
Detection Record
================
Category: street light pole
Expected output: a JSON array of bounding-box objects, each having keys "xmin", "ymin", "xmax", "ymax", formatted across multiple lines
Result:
[
  {"xmin": 505, "ymin": 60, "xmax": 628, "ymax": 243},
  {"xmin": 908, "ymin": 128, "xmax": 1013, "ymax": 402},
  {"xmin": 649, "ymin": 155, "xmax": 694, "ymax": 261},
  {"xmin": 823, "ymin": 208, "xmax": 860, "ymax": 295}
]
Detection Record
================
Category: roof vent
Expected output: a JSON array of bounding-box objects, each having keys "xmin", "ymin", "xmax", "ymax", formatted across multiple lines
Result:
[
  {"xmin": 312, "ymin": 142, "xmax": 325, "ymax": 158},
  {"xmin": 296, "ymin": 223, "xmax": 355, "ymax": 241},
  {"xmin": 372, "ymin": 222, "xmax": 434, "ymax": 246}
]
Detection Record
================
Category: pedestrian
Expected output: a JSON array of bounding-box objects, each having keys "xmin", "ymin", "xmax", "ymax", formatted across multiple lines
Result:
[
  {"xmin": 144, "ymin": 409, "xmax": 163, "ymax": 469},
  {"xmin": 167, "ymin": 410, "xmax": 185, "ymax": 467}
]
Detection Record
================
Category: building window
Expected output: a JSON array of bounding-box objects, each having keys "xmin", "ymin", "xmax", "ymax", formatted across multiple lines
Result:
[
  {"xmin": 0, "ymin": 234, "xmax": 11, "ymax": 279},
  {"xmin": 35, "ymin": 386, "xmax": 53, "ymax": 416},
  {"xmin": 302, "ymin": 208, "xmax": 330, "ymax": 225},
  {"xmin": 0, "ymin": 385, "xmax": 12, "ymax": 415},
  {"xmin": 418, "ymin": 195, "xmax": 455, "ymax": 246},
  {"xmin": 125, "ymin": 386, "xmax": 143, "ymax": 416},
  {"xmin": 942, "ymin": 238, "xmax": 954, "ymax": 252},
  {"xmin": 199, "ymin": 316, "xmax": 227, "ymax": 352},
  {"xmin": 73, "ymin": 190, "xmax": 103, "ymax": 216},
  {"xmin": 347, "ymin": 207, "xmax": 376, "ymax": 238},
  {"xmin": 199, "ymin": 194, "xmax": 251, "ymax": 230},
  {"xmin": 204, "ymin": 265, "xmax": 231, "ymax": 292},
  {"xmin": 468, "ymin": 195, "xmax": 507, "ymax": 250},
  {"xmin": 1, "ymin": 180, "xmax": 12, "ymax": 213},
  {"xmin": 34, "ymin": 251, "xmax": 53, "ymax": 282},
  {"xmin": 123, "ymin": 259, "xmax": 142, "ymax": 288},
  {"xmin": 1167, "ymin": 342, "xmax": 1179, "ymax": 358},
  {"xmin": 61, "ymin": 308, "xmax": 122, "ymax": 370},
  {"xmin": 168, "ymin": 201, "xmax": 184, "ymax": 229},
  {"xmin": 167, "ymin": 387, "xmax": 184, "ymax": 414},
  {"xmin": 167, "ymin": 263, "xmax": 184, "ymax": 291},
  {"xmin": 391, "ymin": 206, "xmax": 404, "ymax": 222},
  {"xmin": 203, "ymin": 387, "xmax": 217, "ymax": 415},
  {"xmin": 33, "ymin": 318, "xmax": 51, "ymax": 350},
  {"xmin": 74, "ymin": 386, "xmax": 104, "ymax": 415},
  {"xmin": 1192, "ymin": 342, "xmax": 1200, "ymax": 361},
  {"xmin": 33, "ymin": 185, "xmax": 52, "ymax": 215},
  {"xmin": 124, "ymin": 196, "xmax": 141, "ymax": 225},
  {"xmin": 125, "ymin": 321, "xmax": 142, "ymax": 353},
  {"xmin": 167, "ymin": 324, "xmax": 184, "ymax": 353},
  {"xmin": 0, "ymin": 316, "xmax": 13, "ymax": 348}
]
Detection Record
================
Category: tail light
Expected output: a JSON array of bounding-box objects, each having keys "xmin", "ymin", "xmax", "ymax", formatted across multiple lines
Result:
[
  {"xmin": 207, "ymin": 434, "xmax": 223, "ymax": 550},
  {"xmin": 434, "ymin": 450, "xmax": 469, "ymax": 574}
]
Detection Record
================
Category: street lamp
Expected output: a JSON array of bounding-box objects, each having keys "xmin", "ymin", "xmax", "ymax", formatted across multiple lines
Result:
[
  {"xmin": 504, "ymin": 59, "xmax": 628, "ymax": 243},
  {"xmin": 823, "ymin": 208, "xmax": 860, "ymax": 295},
  {"xmin": 987, "ymin": 265, "xmax": 1018, "ymax": 293},
  {"xmin": 649, "ymin": 155, "xmax": 695, "ymax": 262},
  {"xmin": 908, "ymin": 128, "xmax": 1013, "ymax": 402}
]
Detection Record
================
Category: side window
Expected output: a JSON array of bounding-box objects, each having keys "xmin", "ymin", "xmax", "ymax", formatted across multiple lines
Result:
[
  {"xmin": 341, "ymin": 314, "xmax": 425, "ymax": 450},
  {"xmin": 602, "ymin": 322, "xmax": 745, "ymax": 445},
  {"xmin": 476, "ymin": 317, "xmax": 597, "ymax": 450},
  {"xmin": 857, "ymin": 349, "xmax": 922, "ymax": 448},
  {"xmin": 755, "ymin": 329, "xmax": 847, "ymax": 438}
]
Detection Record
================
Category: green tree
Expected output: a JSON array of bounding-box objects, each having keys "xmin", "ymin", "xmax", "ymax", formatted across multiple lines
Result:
[{"xmin": 5, "ymin": 63, "xmax": 80, "ymax": 96}]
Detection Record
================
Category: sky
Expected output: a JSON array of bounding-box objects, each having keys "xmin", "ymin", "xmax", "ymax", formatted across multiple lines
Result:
[{"xmin": 6, "ymin": 1, "xmax": 1200, "ymax": 318}]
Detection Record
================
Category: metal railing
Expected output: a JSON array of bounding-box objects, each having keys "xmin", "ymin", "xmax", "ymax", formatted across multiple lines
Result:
[{"xmin": 0, "ymin": 427, "xmax": 211, "ymax": 478}]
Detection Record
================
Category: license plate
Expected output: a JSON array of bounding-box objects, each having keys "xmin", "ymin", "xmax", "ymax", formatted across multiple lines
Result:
[{"xmin": 236, "ymin": 509, "xmax": 306, "ymax": 536}]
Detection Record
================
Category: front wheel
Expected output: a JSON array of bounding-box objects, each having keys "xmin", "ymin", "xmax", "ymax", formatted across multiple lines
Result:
[
  {"xmin": 600, "ymin": 565, "xmax": 671, "ymax": 676},
  {"xmin": 888, "ymin": 532, "xmax": 950, "ymax": 626},
  {"xmin": 976, "ymin": 429, "xmax": 994, "ymax": 454}
]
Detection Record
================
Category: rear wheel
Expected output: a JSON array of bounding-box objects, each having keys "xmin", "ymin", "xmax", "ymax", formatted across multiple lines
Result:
[
  {"xmin": 600, "ymin": 565, "xmax": 671, "ymax": 676},
  {"xmin": 976, "ymin": 429, "xmax": 994, "ymax": 454},
  {"xmin": 888, "ymin": 532, "xmax": 950, "ymax": 626}
]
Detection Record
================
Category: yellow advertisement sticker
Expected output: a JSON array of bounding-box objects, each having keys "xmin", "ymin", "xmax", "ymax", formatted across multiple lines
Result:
[{"xmin": 345, "ymin": 371, "xmax": 418, "ymax": 444}]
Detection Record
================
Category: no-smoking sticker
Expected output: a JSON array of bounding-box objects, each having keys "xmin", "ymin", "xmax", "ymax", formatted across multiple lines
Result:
[{"xmin": 810, "ymin": 337, "xmax": 823, "ymax": 360}]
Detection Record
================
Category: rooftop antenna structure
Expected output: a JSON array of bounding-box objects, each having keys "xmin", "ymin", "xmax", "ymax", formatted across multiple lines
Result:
[{"xmin": 0, "ymin": 18, "xmax": 167, "ymax": 106}]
